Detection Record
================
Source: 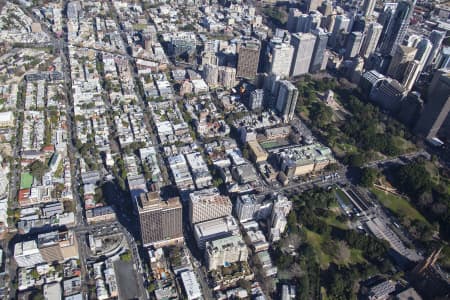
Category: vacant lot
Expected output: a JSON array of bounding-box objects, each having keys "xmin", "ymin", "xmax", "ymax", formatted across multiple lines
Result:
[{"xmin": 114, "ymin": 260, "xmax": 140, "ymax": 299}]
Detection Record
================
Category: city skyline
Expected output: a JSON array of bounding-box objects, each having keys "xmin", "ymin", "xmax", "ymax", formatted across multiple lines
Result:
[{"xmin": 0, "ymin": 0, "xmax": 449, "ymax": 299}]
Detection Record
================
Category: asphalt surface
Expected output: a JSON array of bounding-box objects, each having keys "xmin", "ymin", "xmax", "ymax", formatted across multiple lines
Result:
[{"xmin": 114, "ymin": 260, "xmax": 141, "ymax": 299}]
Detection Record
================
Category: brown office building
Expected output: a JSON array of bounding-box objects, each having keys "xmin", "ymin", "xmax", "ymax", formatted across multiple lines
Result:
[
  {"xmin": 137, "ymin": 191, "xmax": 184, "ymax": 248},
  {"xmin": 236, "ymin": 41, "xmax": 261, "ymax": 79}
]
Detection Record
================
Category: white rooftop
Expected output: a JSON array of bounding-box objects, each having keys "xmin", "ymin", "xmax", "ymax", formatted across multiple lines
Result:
[
  {"xmin": 194, "ymin": 216, "xmax": 238, "ymax": 238},
  {"xmin": 180, "ymin": 271, "xmax": 202, "ymax": 300}
]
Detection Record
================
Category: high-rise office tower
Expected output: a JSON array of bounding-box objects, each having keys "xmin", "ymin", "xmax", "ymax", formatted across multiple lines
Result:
[
  {"xmin": 329, "ymin": 14, "xmax": 351, "ymax": 48},
  {"xmin": 189, "ymin": 188, "xmax": 232, "ymax": 225},
  {"xmin": 362, "ymin": 0, "xmax": 376, "ymax": 17},
  {"xmin": 347, "ymin": 9, "xmax": 358, "ymax": 35},
  {"xmin": 414, "ymin": 37, "xmax": 433, "ymax": 75},
  {"xmin": 263, "ymin": 74, "xmax": 282, "ymax": 109},
  {"xmin": 310, "ymin": 10, "xmax": 323, "ymax": 30},
  {"xmin": 398, "ymin": 91, "xmax": 424, "ymax": 128},
  {"xmin": 402, "ymin": 60, "xmax": 421, "ymax": 91},
  {"xmin": 350, "ymin": 57, "xmax": 365, "ymax": 83},
  {"xmin": 327, "ymin": 13, "xmax": 336, "ymax": 30},
  {"xmin": 379, "ymin": 3, "xmax": 399, "ymax": 21},
  {"xmin": 415, "ymin": 69, "xmax": 450, "ymax": 138},
  {"xmin": 137, "ymin": 191, "xmax": 183, "ymax": 248},
  {"xmin": 351, "ymin": 16, "xmax": 367, "ymax": 33},
  {"xmin": 287, "ymin": 8, "xmax": 302, "ymax": 32},
  {"xmin": 387, "ymin": 45, "xmax": 417, "ymax": 81},
  {"xmin": 306, "ymin": 0, "xmax": 323, "ymax": 12},
  {"xmin": 275, "ymin": 80, "xmax": 299, "ymax": 121},
  {"xmin": 296, "ymin": 11, "xmax": 323, "ymax": 33},
  {"xmin": 345, "ymin": 32, "xmax": 363, "ymax": 59},
  {"xmin": 366, "ymin": 53, "xmax": 392, "ymax": 74},
  {"xmin": 360, "ymin": 22, "xmax": 383, "ymax": 59},
  {"xmin": 437, "ymin": 48, "xmax": 450, "ymax": 69},
  {"xmin": 406, "ymin": 34, "xmax": 422, "ymax": 47},
  {"xmin": 319, "ymin": 1, "xmax": 333, "ymax": 17},
  {"xmin": 425, "ymin": 30, "xmax": 446, "ymax": 68},
  {"xmin": 415, "ymin": 38, "xmax": 433, "ymax": 65},
  {"xmin": 264, "ymin": 73, "xmax": 282, "ymax": 96},
  {"xmin": 379, "ymin": 0, "xmax": 415, "ymax": 56},
  {"xmin": 296, "ymin": 14, "xmax": 309, "ymax": 33},
  {"xmin": 236, "ymin": 40, "xmax": 261, "ymax": 79},
  {"xmin": 249, "ymin": 89, "xmax": 264, "ymax": 111},
  {"xmin": 218, "ymin": 66, "xmax": 236, "ymax": 89},
  {"xmin": 290, "ymin": 33, "xmax": 316, "ymax": 77},
  {"xmin": 377, "ymin": 3, "xmax": 397, "ymax": 50},
  {"xmin": 269, "ymin": 41, "xmax": 294, "ymax": 78},
  {"xmin": 369, "ymin": 77, "xmax": 406, "ymax": 112},
  {"xmin": 310, "ymin": 28, "xmax": 329, "ymax": 73},
  {"xmin": 203, "ymin": 64, "xmax": 219, "ymax": 87},
  {"xmin": 361, "ymin": 70, "xmax": 386, "ymax": 99}
]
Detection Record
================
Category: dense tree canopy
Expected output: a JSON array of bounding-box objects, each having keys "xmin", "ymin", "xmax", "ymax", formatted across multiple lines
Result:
[
  {"xmin": 394, "ymin": 162, "xmax": 432, "ymax": 196},
  {"xmin": 331, "ymin": 227, "xmax": 389, "ymax": 262},
  {"xmin": 295, "ymin": 78, "xmax": 410, "ymax": 162},
  {"xmin": 277, "ymin": 188, "xmax": 393, "ymax": 299},
  {"xmin": 389, "ymin": 161, "xmax": 450, "ymax": 241},
  {"xmin": 29, "ymin": 160, "xmax": 48, "ymax": 180},
  {"xmin": 360, "ymin": 167, "xmax": 379, "ymax": 187}
]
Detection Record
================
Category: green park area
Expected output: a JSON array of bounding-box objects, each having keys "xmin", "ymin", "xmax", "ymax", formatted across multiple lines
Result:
[
  {"xmin": 275, "ymin": 189, "xmax": 390, "ymax": 299},
  {"xmin": 294, "ymin": 76, "xmax": 417, "ymax": 166},
  {"xmin": 304, "ymin": 228, "xmax": 332, "ymax": 269},
  {"xmin": 304, "ymin": 228, "xmax": 366, "ymax": 270},
  {"xmin": 20, "ymin": 172, "xmax": 33, "ymax": 189},
  {"xmin": 371, "ymin": 188, "xmax": 428, "ymax": 225}
]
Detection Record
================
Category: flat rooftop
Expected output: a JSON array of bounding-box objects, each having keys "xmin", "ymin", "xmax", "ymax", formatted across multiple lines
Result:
[
  {"xmin": 138, "ymin": 192, "xmax": 182, "ymax": 211},
  {"xmin": 208, "ymin": 235, "xmax": 245, "ymax": 249},
  {"xmin": 194, "ymin": 216, "xmax": 238, "ymax": 238}
]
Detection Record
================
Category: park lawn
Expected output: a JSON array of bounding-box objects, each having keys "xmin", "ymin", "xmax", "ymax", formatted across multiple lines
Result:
[
  {"xmin": 319, "ymin": 213, "xmax": 348, "ymax": 230},
  {"xmin": 391, "ymin": 136, "xmax": 416, "ymax": 154},
  {"xmin": 305, "ymin": 226, "xmax": 363, "ymax": 267},
  {"xmin": 20, "ymin": 172, "xmax": 33, "ymax": 189},
  {"xmin": 305, "ymin": 228, "xmax": 367, "ymax": 269},
  {"xmin": 371, "ymin": 188, "xmax": 429, "ymax": 225},
  {"xmin": 304, "ymin": 228, "xmax": 332, "ymax": 269}
]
